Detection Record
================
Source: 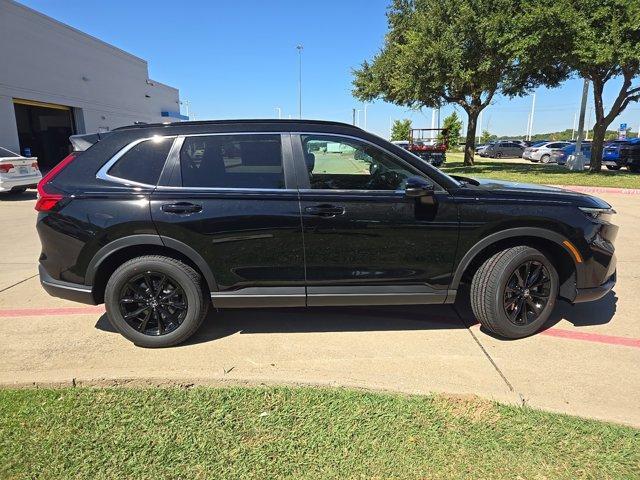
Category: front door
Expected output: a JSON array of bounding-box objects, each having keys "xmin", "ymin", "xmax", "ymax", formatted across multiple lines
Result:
[
  {"xmin": 151, "ymin": 132, "xmax": 306, "ymax": 307},
  {"xmin": 293, "ymin": 133, "xmax": 459, "ymax": 306}
]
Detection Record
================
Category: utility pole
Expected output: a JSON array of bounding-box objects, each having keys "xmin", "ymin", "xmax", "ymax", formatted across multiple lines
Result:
[
  {"xmin": 567, "ymin": 79, "xmax": 590, "ymax": 171},
  {"xmin": 352, "ymin": 108, "xmax": 356, "ymax": 126},
  {"xmin": 572, "ymin": 111, "xmax": 577, "ymax": 140},
  {"xmin": 363, "ymin": 104, "xmax": 368, "ymax": 130},
  {"xmin": 179, "ymin": 100, "xmax": 190, "ymax": 119},
  {"xmin": 356, "ymin": 109, "xmax": 361, "ymax": 127},
  {"xmin": 296, "ymin": 45, "xmax": 303, "ymax": 119},
  {"xmin": 527, "ymin": 93, "xmax": 536, "ymax": 140},
  {"xmin": 275, "ymin": 107, "xmax": 282, "ymax": 119}
]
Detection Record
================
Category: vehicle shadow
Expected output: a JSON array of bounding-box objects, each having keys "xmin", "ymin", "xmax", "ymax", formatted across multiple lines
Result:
[
  {"xmin": 95, "ymin": 304, "xmax": 468, "ymax": 347},
  {"xmin": 454, "ymin": 284, "xmax": 617, "ymax": 340},
  {"xmin": 0, "ymin": 190, "xmax": 37, "ymax": 201}
]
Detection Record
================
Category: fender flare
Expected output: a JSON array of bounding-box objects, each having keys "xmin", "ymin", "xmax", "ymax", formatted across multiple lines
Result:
[
  {"xmin": 450, "ymin": 227, "xmax": 580, "ymax": 290},
  {"xmin": 85, "ymin": 234, "xmax": 217, "ymax": 292}
]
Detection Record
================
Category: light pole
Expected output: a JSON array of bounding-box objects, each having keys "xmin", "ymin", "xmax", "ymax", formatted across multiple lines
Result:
[
  {"xmin": 567, "ymin": 79, "xmax": 590, "ymax": 171},
  {"xmin": 275, "ymin": 107, "xmax": 282, "ymax": 119},
  {"xmin": 179, "ymin": 100, "xmax": 190, "ymax": 119},
  {"xmin": 296, "ymin": 45, "xmax": 303, "ymax": 119},
  {"xmin": 363, "ymin": 104, "xmax": 368, "ymax": 130},
  {"xmin": 527, "ymin": 93, "xmax": 536, "ymax": 140}
]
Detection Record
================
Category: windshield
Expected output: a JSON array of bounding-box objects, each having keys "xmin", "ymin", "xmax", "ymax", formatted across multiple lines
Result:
[{"xmin": 0, "ymin": 147, "xmax": 20, "ymax": 157}]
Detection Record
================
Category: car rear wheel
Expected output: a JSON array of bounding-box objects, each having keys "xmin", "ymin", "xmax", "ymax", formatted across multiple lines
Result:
[
  {"xmin": 606, "ymin": 165, "xmax": 621, "ymax": 171},
  {"xmin": 470, "ymin": 246, "xmax": 559, "ymax": 339},
  {"xmin": 104, "ymin": 255, "xmax": 208, "ymax": 348},
  {"xmin": 540, "ymin": 154, "xmax": 551, "ymax": 164},
  {"xmin": 495, "ymin": 152, "xmax": 502, "ymax": 159}
]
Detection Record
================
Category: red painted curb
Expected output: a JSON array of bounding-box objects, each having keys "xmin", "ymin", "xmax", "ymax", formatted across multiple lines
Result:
[
  {"xmin": 0, "ymin": 306, "xmax": 104, "ymax": 317},
  {"xmin": 550, "ymin": 185, "xmax": 640, "ymax": 195},
  {"xmin": 538, "ymin": 327, "xmax": 640, "ymax": 349}
]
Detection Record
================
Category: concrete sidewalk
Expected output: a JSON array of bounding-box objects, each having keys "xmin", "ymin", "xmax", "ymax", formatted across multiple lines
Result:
[{"xmin": 1, "ymin": 190, "xmax": 638, "ymax": 427}]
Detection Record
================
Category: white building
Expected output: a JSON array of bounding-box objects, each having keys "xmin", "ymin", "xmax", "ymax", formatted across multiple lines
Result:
[{"xmin": 0, "ymin": 0, "xmax": 184, "ymax": 170}]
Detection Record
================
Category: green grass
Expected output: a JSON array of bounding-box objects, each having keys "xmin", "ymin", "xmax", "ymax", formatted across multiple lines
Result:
[
  {"xmin": 1, "ymin": 387, "xmax": 638, "ymax": 479},
  {"xmin": 442, "ymin": 152, "xmax": 640, "ymax": 188}
]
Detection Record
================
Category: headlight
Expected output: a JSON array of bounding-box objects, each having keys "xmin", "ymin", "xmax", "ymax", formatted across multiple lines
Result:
[{"xmin": 579, "ymin": 207, "xmax": 616, "ymax": 224}]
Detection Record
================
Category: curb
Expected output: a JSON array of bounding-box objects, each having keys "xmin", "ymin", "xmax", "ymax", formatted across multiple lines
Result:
[{"xmin": 550, "ymin": 185, "xmax": 640, "ymax": 195}]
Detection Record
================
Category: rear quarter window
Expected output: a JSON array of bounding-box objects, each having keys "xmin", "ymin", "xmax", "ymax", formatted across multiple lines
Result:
[{"xmin": 107, "ymin": 137, "xmax": 173, "ymax": 185}]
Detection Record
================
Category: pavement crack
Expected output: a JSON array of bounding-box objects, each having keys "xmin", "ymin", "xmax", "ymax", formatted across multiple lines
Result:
[
  {"xmin": 453, "ymin": 305, "xmax": 516, "ymax": 394},
  {"xmin": 0, "ymin": 273, "xmax": 38, "ymax": 294}
]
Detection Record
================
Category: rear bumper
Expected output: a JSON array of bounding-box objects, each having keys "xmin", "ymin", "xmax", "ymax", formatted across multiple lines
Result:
[
  {"xmin": 39, "ymin": 264, "xmax": 97, "ymax": 305},
  {"xmin": 0, "ymin": 174, "xmax": 41, "ymax": 192}
]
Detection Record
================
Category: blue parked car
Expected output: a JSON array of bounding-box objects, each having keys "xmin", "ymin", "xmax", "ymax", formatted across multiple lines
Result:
[
  {"xmin": 602, "ymin": 140, "xmax": 629, "ymax": 170},
  {"xmin": 553, "ymin": 143, "xmax": 591, "ymax": 166}
]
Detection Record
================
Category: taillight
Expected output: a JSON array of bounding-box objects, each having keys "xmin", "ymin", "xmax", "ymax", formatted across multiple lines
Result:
[
  {"xmin": 0, "ymin": 163, "xmax": 14, "ymax": 173},
  {"xmin": 31, "ymin": 162, "xmax": 39, "ymax": 170},
  {"xmin": 35, "ymin": 153, "xmax": 77, "ymax": 212}
]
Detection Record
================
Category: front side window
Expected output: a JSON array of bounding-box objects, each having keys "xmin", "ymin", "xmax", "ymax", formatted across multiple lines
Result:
[
  {"xmin": 301, "ymin": 135, "xmax": 421, "ymax": 191},
  {"xmin": 180, "ymin": 134, "xmax": 284, "ymax": 189},
  {"xmin": 107, "ymin": 136, "xmax": 173, "ymax": 185}
]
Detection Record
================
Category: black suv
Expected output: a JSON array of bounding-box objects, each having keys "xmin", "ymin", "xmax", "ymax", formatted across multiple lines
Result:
[{"xmin": 36, "ymin": 120, "xmax": 618, "ymax": 347}]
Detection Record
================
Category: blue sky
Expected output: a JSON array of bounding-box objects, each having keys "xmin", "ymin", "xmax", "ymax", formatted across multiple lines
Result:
[{"xmin": 20, "ymin": 0, "xmax": 640, "ymax": 138}]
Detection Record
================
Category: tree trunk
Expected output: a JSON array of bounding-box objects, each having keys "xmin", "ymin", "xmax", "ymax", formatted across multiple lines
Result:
[
  {"xmin": 589, "ymin": 121, "xmax": 606, "ymax": 172},
  {"xmin": 463, "ymin": 111, "xmax": 479, "ymax": 166}
]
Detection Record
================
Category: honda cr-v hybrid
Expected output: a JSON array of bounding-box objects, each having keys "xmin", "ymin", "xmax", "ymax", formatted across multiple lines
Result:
[{"xmin": 36, "ymin": 120, "xmax": 617, "ymax": 347}]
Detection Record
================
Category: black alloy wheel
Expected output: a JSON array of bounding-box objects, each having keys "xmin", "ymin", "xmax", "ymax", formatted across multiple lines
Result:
[
  {"xmin": 119, "ymin": 271, "xmax": 187, "ymax": 336},
  {"xmin": 502, "ymin": 260, "xmax": 551, "ymax": 326}
]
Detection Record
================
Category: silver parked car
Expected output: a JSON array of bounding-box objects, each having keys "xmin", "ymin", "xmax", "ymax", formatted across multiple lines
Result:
[
  {"xmin": 481, "ymin": 140, "xmax": 525, "ymax": 158},
  {"xmin": 523, "ymin": 141, "xmax": 572, "ymax": 163}
]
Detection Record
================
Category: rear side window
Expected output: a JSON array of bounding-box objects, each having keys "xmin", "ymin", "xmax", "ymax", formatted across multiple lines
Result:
[
  {"xmin": 180, "ymin": 134, "xmax": 284, "ymax": 189},
  {"xmin": 107, "ymin": 137, "xmax": 173, "ymax": 185}
]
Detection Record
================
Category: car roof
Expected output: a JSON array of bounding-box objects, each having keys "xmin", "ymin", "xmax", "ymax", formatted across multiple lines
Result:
[{"xmin": 113, "ymin": 119, "xmax": 362, "ymax": 134}]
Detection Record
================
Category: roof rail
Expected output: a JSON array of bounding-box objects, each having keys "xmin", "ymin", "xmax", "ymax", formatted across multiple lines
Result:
[{"xmin": 112, "ymin": 119, "xmax": 361, "ymax": 131}]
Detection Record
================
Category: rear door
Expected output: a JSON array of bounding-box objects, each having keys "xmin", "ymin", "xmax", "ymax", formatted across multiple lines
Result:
[{"xmin": 150, "ymin": 132, "xmax": 306, "ymax": 307}]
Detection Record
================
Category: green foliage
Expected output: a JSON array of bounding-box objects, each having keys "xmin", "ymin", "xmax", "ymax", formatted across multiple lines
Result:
[
  {"xmin": 353, "ymin": 0, "xmax": 570, "ymax": 165},
  {"xmin": 391, "ymin": 118, "xmax": 412, "ymax": 141},
  {"xmin": 2, "ymin": 387, "xmax": 639, "ymax": 479},
  {"xmin": 538, "ymin": 0, "xmax": 640, "ymax": 170},
  {"xmin": 480, "ymin": 130, "xmax": 494, "ymax": 144},
  {"xmin": 440, "ymin": 111, "xmax": 463, "ymax": 149}
]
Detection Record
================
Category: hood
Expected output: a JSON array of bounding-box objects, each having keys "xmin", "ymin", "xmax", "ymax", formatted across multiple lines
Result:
[{"xmin": 456, "ymin": 177, "xmax": 611, "ymax": 209}]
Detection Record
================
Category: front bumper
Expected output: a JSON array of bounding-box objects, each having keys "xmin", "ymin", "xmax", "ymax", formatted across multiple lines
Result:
[
  {"xmin": 574, "ymin": 271, "xmax": 616, "ymax": 303},
  {"xmin": 39, "ymin": 264, "xmax": 97, "ymax": 305}
]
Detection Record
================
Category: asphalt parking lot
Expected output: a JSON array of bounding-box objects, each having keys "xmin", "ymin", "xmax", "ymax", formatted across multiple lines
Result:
[{"xmin": 1, "ymin": 189, "xmax": 639, "ymax": 427}]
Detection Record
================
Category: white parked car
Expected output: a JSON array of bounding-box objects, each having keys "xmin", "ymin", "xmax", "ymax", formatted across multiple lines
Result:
[
  {"xmin": 522, "ymin": 141, "xmax": 571, "ymax": 163},
  {"xmin": 0, "ymin": 147, "xmax": 41, "ymax": 194}
]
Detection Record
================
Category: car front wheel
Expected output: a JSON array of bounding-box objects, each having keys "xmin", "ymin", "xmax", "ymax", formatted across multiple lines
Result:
[
  {"xmin": 470, "ymin": 246, "xmax": 559, "ymax": 339},
  {"xmin": 540, "ymin": 154, "xmax": 551, "ymax": 164},
  {"xmin": 104, "ymin": 255, "xmax": 209, "ymax": 347}
]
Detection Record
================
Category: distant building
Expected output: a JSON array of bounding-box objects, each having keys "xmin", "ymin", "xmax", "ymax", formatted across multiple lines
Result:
[{"xmin": 0, "ymin": 0, "xmax": 186, "ymax": 170}]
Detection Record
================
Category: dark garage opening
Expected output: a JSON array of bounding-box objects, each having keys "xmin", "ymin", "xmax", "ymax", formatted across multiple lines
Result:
[{"xmin": 14, "ymin": 99, "xmax": 75, "ymax": 172}]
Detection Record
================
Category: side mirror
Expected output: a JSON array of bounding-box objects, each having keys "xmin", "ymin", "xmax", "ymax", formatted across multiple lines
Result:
[{"xmin": 405, "ymin": 176, "xmax": 434, "ymax": 197}]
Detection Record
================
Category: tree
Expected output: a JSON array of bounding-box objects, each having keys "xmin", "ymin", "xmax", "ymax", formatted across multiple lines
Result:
[
  {"xmin": 480, "ymin": 130, "xmax": 493, "ymax": 144},
  {"xmin": 557, "ymin": 0, "xmax": 640, "ymax": 171},
  {"xmin": 353, "ymin": 0, "xmax": 569, "ymax": 166},
  {"xmin": 390, "ymin": 119, "xmax": 412, "ymax": 141},
  {"xmin": 440, "ymin": 111, "xmax": 462, "ymax": 149}
]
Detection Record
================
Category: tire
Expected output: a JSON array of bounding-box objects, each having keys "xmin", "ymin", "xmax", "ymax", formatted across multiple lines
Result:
[
  {"xmin": 606, "ymin": 165, "xmax": 621, "ymax": 171},
  {"xmin": 540, "ymin": 154, "xmax": 551, "ymax": 164},
  {"xmin": 11, "ymin": 187, "xmax": 27, "ymax": 193},
  {"xmin": 495, "ymin": 152, "xmax": 502, "ymax": 159},
  {"xmin": 470, "ymin": 246, "xmax": 559, "ymax": 339},
  {"xmin": 104, "ymin": 255, "xmax": 209, "ymax": 348}
]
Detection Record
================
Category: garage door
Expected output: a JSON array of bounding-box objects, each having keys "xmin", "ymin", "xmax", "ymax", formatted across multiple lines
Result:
[{"xmin": 13, "ymin": 99, "xmax": 76, "ymax": 172}]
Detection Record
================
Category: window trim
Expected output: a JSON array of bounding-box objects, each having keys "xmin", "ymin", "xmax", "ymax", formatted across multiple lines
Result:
[
  {"xmin": 96, "ymin": 135, "xmax": 176, "ymax": 188},
  {"xmin": 291, "ymin": 132, "xmax": 447, "ymax": 194},
  {"xmin": 157, "ymin": 132, "xmax": 295, "ymax": 192}
]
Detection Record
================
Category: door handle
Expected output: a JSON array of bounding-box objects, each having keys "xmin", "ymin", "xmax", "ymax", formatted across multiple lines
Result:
[
  {"xmin": 304, "ymin": 204, "xmax": 345, "ymax": 218},
  {"xmin": 161, "ymin": 202, "xmax": 202, "ymax": 214}
]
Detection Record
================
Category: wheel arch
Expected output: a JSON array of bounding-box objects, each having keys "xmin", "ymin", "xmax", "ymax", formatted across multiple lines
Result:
[
  {"xmin": 87, "ymin": 235, "xmax": 217, "ymax": 303},
  {"xmin": 452, "ymin": 227, "xmax": 580, "ymax": 301}
]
